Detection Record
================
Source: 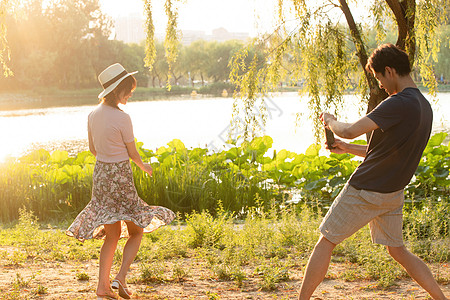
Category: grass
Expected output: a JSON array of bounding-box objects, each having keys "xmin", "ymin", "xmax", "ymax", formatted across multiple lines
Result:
[
  {"xmin": 0, "ymin": 199, "xmax": 448, "ymax": 299},
  {"xmin": 1, "ymin": 133, "xmax": 448, "ymax": 225}
]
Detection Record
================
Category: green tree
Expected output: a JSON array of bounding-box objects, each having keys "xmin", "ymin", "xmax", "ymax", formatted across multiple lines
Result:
[
  {"xmin": 0, "ymin": 0, "xmax": 112, "ymax": 89},
  {"xmin": 46, "ymin": 0, "xmax": 111, "ymax": 88},
  {"xmin": 207, "ymin": 40, "xmax": 243, "ymax": 83},
  {"xmin": 184, "ymin": 40, "xmax": 209, "ymax": 86},
  {"xmin": 169, "ymin": 43, "xmax": 185, "ymax": 85},
  {"xmin": 148, "ymin": 41, "xmax": 169, "ymax": 87},
  {"xmin": 434, "ymin": 25, "xmax": 450, "ymax": 82}
]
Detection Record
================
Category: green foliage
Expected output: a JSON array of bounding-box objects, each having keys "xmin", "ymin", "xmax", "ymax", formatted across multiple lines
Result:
[
  {"xmin": 406, "ymin": 132, "xmax": 450, "ymax": 199},
  {"xmin": 32, "ymin": 284, "xmax": 48, "ymax": 295},
  {"xmin": 12, "ymin": 273, "xmax": 35, "ymax": 289},
  {"xmin": 0, "ymin": 199, "xmax": 448, "ymax": 291},
  {"xmin": 171, "ymin": 259, "xmax": 189, "ymax": 281},
  {"xmin": 197, "ymin": 81, "xmax": 235, "ymax": 95},
  {"xmin": 139, "ymin": 260, "xmax": 166, "ymax": 283},
  {"xmin": 144, "ymin": 0, "xmax": 156, "ymax": 71},
  {"xmin": 184, "ymin": 208, "xmax": 232, "ymax": 249},
  {"xmin": 0, "ymin": 0, "xmax": 12, "ymax": 77},
  {"xmin": 75, "ymin": 271, "xmax": 90, "ymax": 281},
  {"xmin": 415, "ymin": 0, "xmax": 449, "ymax": 98},
  {"xmin": 163, "ymin": 0, "xmax": 180, "ymax": 90},
  {"xmin": 255, "ymin": 257, "xmax": 290, "ymax": 290},
  {"xmin": 1, "ymin": 133, "xmax": 449, "ymax": 222}
]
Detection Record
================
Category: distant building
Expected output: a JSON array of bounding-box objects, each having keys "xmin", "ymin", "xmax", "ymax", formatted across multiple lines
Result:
[
  {"xmin": 211, "ymin": 27, "xmax": 249, "ymax": 43},
  {"xmin": 180, "ymin": 30, "xmax": 208, "ymax": 45},
  {"xmin": 114, "ymin": 13, "xmax": 146, "ymax": 44},
  {"xmin": 181, "ymin": 27, "xmax": 249, "ymax": 45},
  {"xmin": 112, "ymin": 14, "xmax": 250, "ymax": 45}
]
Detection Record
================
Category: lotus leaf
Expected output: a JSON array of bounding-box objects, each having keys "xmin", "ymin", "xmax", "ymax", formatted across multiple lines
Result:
[{"xmin": 50, "ymin": 150, "xmax": 69, "ymax": 163}]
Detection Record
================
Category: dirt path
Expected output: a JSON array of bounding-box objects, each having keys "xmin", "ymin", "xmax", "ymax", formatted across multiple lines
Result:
[{"xmin": 1, "ymin": 257, "xmax": 448, "ymax": 299}]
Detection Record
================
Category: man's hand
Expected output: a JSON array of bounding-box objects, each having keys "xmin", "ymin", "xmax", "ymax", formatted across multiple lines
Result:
[
  {"xmin": 326, "ymin": 138, "xmax": 348, "ymax": 154},
  {"xmin": 320, "ymin": 112, "xmax": 337, "ymax": 128}
]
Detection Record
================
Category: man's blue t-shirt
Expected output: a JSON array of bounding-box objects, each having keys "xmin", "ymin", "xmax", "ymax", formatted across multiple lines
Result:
[{"xmin": 348, "ymin": 87, "xmax": 433, "ymax": 193}]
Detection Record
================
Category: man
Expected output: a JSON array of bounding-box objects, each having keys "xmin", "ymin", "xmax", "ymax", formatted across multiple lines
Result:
[{"xmin": 298, "ymin": 44, "xmax": 448, "ymax": 300}]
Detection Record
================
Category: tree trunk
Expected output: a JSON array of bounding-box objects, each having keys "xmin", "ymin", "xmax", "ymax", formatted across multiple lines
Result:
[
  {"xmin": 385, "ymin": 0, "xmax": 416, "ymax": 65},
  {"xmin": 171, "ymin": 70, "xmax": 182, "ymax": 85},
  {"xmin": 339, "ymin": 0, "xmax": 388, "ymax": 116}
]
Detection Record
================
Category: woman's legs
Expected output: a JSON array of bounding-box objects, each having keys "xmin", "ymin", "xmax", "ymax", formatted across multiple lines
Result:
[
  {"xmin": 97, "ymin": 222, "xmax": 121, "ymax": 296},
  {"xmin": 114, "ymin": 221, "xmax": 144, "ymax": 291}
]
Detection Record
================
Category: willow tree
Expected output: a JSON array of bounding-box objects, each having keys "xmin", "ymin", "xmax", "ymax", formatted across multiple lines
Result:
[
  {"xmin": 229, "ymin": 0, "xmax": 448, "ymax": 140},
  {"xmin": 142, "ymin": 0, "xmax": 448, "ymax": 141},
  {"xmin": 0, "ymin": 0, "xmax": 12, "ymax": 77}
]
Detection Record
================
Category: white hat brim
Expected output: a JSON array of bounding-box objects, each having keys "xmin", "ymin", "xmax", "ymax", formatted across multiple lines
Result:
[{"xmin": 98, "ymin": 71, "xmax": 138, "ymax": 99}]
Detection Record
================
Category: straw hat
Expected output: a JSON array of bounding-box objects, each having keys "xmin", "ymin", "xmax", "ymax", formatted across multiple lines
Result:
[{"xmin": 98, "ymin": 63, "xmax": 138, "ymax": 99}]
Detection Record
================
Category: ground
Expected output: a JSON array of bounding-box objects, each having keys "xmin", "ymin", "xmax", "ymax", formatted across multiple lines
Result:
[{"xmin": 0, "ymin": 252, "xmax": 448, "ymax": 300}]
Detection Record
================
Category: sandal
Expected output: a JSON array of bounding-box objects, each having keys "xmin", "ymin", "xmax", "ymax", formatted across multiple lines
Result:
[{"xmin": 111, "ymin": 279, "xmax": 131, "ymax": 299}]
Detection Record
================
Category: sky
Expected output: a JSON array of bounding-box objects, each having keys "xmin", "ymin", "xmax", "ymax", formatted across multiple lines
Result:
[{"xmin": 99, "ymin": 0, "xmax": 280, "ymax": 36}]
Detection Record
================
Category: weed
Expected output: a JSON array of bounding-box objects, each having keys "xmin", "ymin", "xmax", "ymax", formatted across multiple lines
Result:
[
  {"xmin": 76, "ymin": 271, "xmax": 90, "ymax": 281},
  {"xmin": 0, "ymin": 290, "xmax": 24, "ymax": 300},
  {"xmin": 7, "ymin": 250, "xmax": 27, "ymax": 266},
  {"xmin": 32, "ymin": 284, "xmax": 48, "ymax": 295},
  {"xmin": 205, "ymin": 291, "xmax": 221, "ymax": 299},
  {"xmin": 139, "ymin": 260, "xmax": 166, "ymax": 283},
  {"xmin": 171, "ymin": 260, "xmax": 189, "ymax": 282},
  {"xmin": 255, "ymin": 257, "xmax": 290, "ymax": 291},
  {"xmin": 12, "ymin": 273, "xmax": 35, "ymax": 289},
  {"xmin": 185, "ymin": 207, "xmax": 232, "ymax": 249},
  {"xmin": 212, "ymin": 262, "xmax": 246, "ymax": 285}
]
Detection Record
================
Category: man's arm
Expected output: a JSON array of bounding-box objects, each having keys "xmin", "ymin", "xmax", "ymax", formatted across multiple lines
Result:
[
  {"xmin": 322, "ymin": 113, "xmax": 379, "ymax": 139},
  {"xmin": 330, "ymin": 139, "xmax": 368, "ymax": 157}
]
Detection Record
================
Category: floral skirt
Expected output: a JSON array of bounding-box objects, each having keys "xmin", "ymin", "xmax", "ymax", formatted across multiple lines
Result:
[{"xmin": 66, "ymin": 160, "xmax": 176, "ymax": 241}]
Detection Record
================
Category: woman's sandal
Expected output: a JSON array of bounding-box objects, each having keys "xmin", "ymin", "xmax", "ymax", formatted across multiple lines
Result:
[{"xmin": 111, "ymin": 279, "xmax": 131, "ymax": 299}]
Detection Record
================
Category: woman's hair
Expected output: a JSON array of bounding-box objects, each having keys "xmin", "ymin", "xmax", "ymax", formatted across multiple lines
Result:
[
  {"xmin": 101, "ymin": 75, "xmax": 137, "ymax": 107},
  {"xmin": 365, "ymin": 43, "xmax": 411, "ymax": 76}
]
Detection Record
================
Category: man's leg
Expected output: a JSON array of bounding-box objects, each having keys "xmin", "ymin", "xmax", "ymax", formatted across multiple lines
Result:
[
  {"xmin": 387, "ymin": 246, "xmax": 448, "ymax": 300},
  {"xmin": 298, "ymin": 235, "xmax": 337, "ymax": 300}
]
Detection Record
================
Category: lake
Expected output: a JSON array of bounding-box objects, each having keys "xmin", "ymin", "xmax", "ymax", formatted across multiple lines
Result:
[{"xmin": 0, "ymin": 92, "xmax": 449, "ymax": 162}]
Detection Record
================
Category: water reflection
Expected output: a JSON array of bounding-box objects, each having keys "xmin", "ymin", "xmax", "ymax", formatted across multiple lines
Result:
[{"xmin": 0, "ymin": 92, "xmax": 449, "ymax": 162}]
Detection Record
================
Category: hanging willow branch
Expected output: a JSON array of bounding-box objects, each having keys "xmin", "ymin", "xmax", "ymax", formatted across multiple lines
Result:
[
  {"xmin": 144, "ymin": 0, "xmax": 156, "ymax": 71},
  {"xmin": 0, "ymin": 0, "xmax": 12, "ymax": 77},
  {"xmin": 144, "ymin": 0, "xmax": 180, "ymax": 90},
  {"xmin": 414, "ymin": 0, "xmax": 447, "ymax": 98},
  {"xmin": 164, "ymin": 0, "xmax": 179, "ymax": 90}
]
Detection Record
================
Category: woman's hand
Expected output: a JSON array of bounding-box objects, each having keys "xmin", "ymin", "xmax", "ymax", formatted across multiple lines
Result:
[{"xmin": 143, "ymin": 163, "xmax": 153, "ymax": 176}]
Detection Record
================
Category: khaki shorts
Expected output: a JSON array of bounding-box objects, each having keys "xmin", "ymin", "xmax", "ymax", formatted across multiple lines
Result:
[{"xmin": 319, "ymin": 183, "xmax": 404, "ymax": 247}]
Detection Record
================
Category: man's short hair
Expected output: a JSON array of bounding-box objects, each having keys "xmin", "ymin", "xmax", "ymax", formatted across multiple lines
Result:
[{"xmin": 365, "ymin": 44, "xmax": 411, "ymax": 76}]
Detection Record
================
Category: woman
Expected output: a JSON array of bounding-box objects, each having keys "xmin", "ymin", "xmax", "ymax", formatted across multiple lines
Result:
[{"xmin": 66, "ymin": 63, "xmax": 176, "ymax": 300}]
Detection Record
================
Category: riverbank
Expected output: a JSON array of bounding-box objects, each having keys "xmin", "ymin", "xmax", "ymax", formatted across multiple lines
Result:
[
  {"xmin": 1, "ymin": 82, "xmax": 450, "ymax": 111},
  {"xmin": 0, "ymin": 83, "xmax": 239, "ymax": 111}
]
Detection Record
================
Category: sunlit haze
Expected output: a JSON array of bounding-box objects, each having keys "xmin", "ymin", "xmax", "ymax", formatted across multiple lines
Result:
[{"xmin": 99, "ymin": 0, "xmax": 279, "ymax": 37}]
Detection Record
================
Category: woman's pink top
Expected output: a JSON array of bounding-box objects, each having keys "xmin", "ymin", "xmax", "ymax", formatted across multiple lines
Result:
[{"xmin": 88, "ymin": 103, "xmax": 135, "ymax": 163}]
